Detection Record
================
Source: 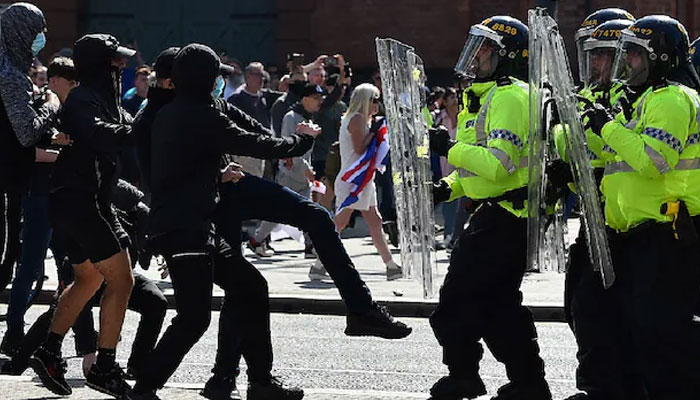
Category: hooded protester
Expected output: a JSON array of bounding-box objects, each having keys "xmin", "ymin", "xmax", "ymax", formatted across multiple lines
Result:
[
  {"xmin": 30, "ymin": 34, "xmax": 137, "ymax": 398},
  {"xmin": 130, "ymin": 43, "xmax": 320, "ymax": 400},
  {"xmin": 0, "ymin": 2, "xmax": 59, "ymax": 302}
]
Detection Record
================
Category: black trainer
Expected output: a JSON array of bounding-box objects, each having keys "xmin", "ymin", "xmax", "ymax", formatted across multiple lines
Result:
[
  {"xmin": 128, "ymin": 389, "xmax": 161, "ymax": 400},
  {"xmin": 428, "ymin": 375, "xmax": 487, "ymax": 400},
  {"xmin": 29, "ymin": 346, "xmax": 72, "ymax": 395},
  {"xmin": 345, "ymin": 304, "xmax": 412, "ymax": 339},
  {"xmin": 247, "ymin": 377, "xmax": 304, "ymax": 400},
  {"xmin": 200, "ymin": 375, "xmax": 242, "ymax": 400},
  {"xmin": 492, "ymin": 380, "xmax": 552, "ymax": 400},
  {"xmin": 0, "ymin": 330, "xmax": 22, "ymax": 357},
  {"xmin": 1, "ymin": 359, "xmax": 27, "ymax": 376},
  {"xmin": 85, "ymin": 363, "xmax": 133, "ymax": 398}
]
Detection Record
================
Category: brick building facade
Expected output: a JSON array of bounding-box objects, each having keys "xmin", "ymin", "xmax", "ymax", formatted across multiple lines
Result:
[{"xmin": 19, "ymin": 0, "xmax": 700, "ymax": 82}]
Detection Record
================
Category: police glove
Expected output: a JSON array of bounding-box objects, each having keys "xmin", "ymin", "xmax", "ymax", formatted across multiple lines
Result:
[
  {"xmin": 429, "ymin": 125, "xmax": 456, "ymax": 157},
  {"xmin": 546, "ymin": 159, "xmax": 573, "ymax": 189},
  {"xmin": 432, "ymin": 179, "xmax": 452, "ymax": 204},
  {"xmin": 583, "ymin": 103, "xmax": 613, "ymax": 135}
]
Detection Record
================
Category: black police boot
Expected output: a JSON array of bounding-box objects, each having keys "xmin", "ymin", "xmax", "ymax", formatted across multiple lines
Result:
[
  {"xmin": 29, "ymin": 345, "xmax": 72, "ymax": 395},
  {"xmin": 428, "ymin": 375, "xmax": 487, "ymax": 399},
  {"xmin": 200, "ymin": 375, "xmax": 242, "ymax": 400},
  {"xmin": 491, "ymin": 380, "xmax": 552, "ymax": 400},
  {"xmin": 345, "ymin": 303, "xmax": 412, "ymax": 339},
  {"xmin": 247, "ymin": 376, "xmax": 304, "ymax": 400},
  {"xmin": 85, "ymin": 362, "xmax": 133, "ymax": 398}
]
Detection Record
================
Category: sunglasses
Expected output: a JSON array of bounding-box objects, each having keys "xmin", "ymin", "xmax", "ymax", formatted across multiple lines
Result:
[{"xmin": 372, "ymin": 98, "xmax": 380, "ymax": 104}]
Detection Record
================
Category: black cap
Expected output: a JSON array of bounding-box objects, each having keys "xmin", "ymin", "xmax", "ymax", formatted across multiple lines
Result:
[
  {"xmin": 74, "ymin": 34, "xmax": 135, "ymax": 62},
  {"xmin": 153, "ymin": 47, "xmax": 180, "ymax": 79},
  {"xmin": 300, "ymin": 83, "xmax": 325, "ymax": 97}
]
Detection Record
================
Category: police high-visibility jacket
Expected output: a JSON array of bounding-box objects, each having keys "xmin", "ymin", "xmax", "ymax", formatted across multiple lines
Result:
[
  {"xmin": 668, "ymin": 85, "xmax": 700, "ymax": 216},
  {"xmin": 554, "ymin": 84, "xmax": 625, "ymax": 169},
  {"xmin": 442, "ymin": 78, "xmax": 529, "ymax": 217},
  {"xmin": 601, "ymin": 84, "xmax": 697, "ymax": 232}
]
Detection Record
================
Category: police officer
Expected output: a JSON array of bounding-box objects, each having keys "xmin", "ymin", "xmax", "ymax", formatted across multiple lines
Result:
[
  {"xmin": 428, "ymin": 16, "xmax": 551, "ymax": 400},
  {"xmin": 553, "ymin": 14, "xmax": 641, "ymax": 400},
  {"xmin": 585, "ymin": 15, "xmax": 700, "ymax": 400}
]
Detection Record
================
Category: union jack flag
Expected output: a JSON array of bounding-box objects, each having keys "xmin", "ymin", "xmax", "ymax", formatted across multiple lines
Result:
[{"xmin": 337, "ymin": 117, "xmax": 390, "ymax": 211}]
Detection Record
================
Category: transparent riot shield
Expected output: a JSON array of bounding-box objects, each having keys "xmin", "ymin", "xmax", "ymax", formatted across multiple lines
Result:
[
  {"xmin": 529, "ymin": 9, "xmax": 615, "ymax": 287},
  {"xmin": 527, "ymin": 9, "xmax": 555, "ymax": 272},
  {"xmin": 376, "ymin": 38, "xmax": 438, "ymax": 298}
]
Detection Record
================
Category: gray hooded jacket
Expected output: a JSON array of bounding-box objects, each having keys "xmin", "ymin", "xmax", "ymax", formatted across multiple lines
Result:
[{"xmin": 0, "ymin": 3, "xmax": 59, "ymax": 190}]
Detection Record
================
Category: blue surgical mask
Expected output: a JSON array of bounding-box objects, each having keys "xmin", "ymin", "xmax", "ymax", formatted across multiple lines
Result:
[
  {"xmin": 211, "ymin": 75, "xmax": 225, "ymax": 99},
  {"xmin": 31, "ymin": 32, "xmax": 46, "ymax": 56}
]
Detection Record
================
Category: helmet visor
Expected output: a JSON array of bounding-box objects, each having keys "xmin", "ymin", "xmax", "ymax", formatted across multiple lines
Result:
[
  {"xmin": 584, "ymin": 38, "xmax": 618, "ymax": 86},
  {"xmin": 575, "ymin": 26, "xmax": 594, "ymax": 83},
  {"xmin": 455, "ymin": 24, "xmax": 502, "ymax": 79},
  {"xmin": 611, "ymin": 31, "xmax": 652, "ymax": 87}
]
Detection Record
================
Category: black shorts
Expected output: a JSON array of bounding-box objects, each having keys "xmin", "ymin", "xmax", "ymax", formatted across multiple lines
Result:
[{"xmin": 49, "ymin": 190, "xmax": 130, "ymax": 265}]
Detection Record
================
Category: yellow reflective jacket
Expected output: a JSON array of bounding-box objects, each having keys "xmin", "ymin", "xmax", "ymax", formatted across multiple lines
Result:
[
  {"xmin": 443, "ymin": 78, "xmax": 529, "ymax": 217},
  {"xmin": 601, "ymin": 84, "xmax": 697, "ymax": 232}
]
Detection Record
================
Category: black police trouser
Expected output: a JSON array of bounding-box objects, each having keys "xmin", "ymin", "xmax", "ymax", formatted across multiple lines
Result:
[
  {"xmin": 429, "ymin": 202, "xmax": 545, "ymax": 383},
  {"xmin": 604, "ymin": 223, "xmax": 700, "ymax": 400},
  {"xmin": 567, "ymin": 227, "xmax": 648, "ymax": 400},
  {"xmin": 0, "ymin": 190, "xmax": 22, "ymax": 296}
]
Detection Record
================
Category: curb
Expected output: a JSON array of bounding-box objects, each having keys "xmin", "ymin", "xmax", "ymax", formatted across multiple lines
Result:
[{"xmin": 0, "ymin": 290, "xmax": 566, "ymax": 322}]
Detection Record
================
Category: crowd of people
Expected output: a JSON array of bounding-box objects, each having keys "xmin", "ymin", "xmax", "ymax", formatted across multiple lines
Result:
[
  {"xmin": 2, "ymin": 1, "xmax": 700, "ymax": 400},
  {"xmin": 0, "ymin": 2, "xmax": 413, "ymax": 400}
]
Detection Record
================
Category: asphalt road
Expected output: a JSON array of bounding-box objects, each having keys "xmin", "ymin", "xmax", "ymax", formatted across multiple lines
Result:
[{"xmin": 0, "ymin": 306, "xmax": 582, "ymax": 399}]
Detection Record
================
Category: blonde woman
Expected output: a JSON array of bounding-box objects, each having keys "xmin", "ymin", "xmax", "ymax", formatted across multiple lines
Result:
[{"xmin": 308, "ymin": 83, "xmax": 402, "ymax": 281}]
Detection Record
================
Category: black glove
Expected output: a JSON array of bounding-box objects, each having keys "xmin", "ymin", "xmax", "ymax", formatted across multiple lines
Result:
[
  {"xmin": 432, "ymin": 179, "xmax": 452, "ymax": 204},
  {"xmin": 583, "ymin": 103, "xmax": 613, "ymax": 135},
  {"xmin": 546, "ymin": 159, "xmax": 573, "ymax": 189},
  {"xmin": 429, "ymin": 125, "xmax": 455, "ymax": 157}
]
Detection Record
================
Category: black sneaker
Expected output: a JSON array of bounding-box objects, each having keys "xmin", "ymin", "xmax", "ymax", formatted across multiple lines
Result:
[
  {"xmin": 128, "ymin": 389, "xmax": 161, "ymax": 400},
  {"xmin": 492, "ymin": 380, "xmax": 552, "ymax": 400},
  {"xmin": 247, "ymin": 377, "xmax": 304, "ymax": 400},
  {"xmin": 200, "ymin": 375, "xmax": 242, "ymax": 400},
  {"xmin": 429, "ymin": 375, "xmax": 487, "ymax": 400},
  {"xmin": 0, "ymin": 330, "xmax": 22, "ymax": 357},
  {"xmin": 85, "ymin": 363, "xmax": 133, "ymax": 398},
  {"xmin": 29, "ymin": 346, "xmax": 72, "ymax": 395},
  {"xmin": 345, "ymin": 304, "xmax": 412, "ymax": 339},
  {"xmin": 1, "ymin": 359, "xmax": 27, "ymax": 376},
  {"xmin": 564, "ymin": 394, "xmax": 591, "ymax": 400}
]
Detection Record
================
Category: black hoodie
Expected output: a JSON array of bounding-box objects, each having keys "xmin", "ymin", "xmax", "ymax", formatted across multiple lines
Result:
[
  {"xmin": 148, "ymin": 44, "xmax": 313, "ymax": 236},
  {"xmin": 0, "ymin": 3, "xmax": 59, "ymax": 191},
  {"xmin": 51, "ymin": 34, "xmax": 133, "ymax": 202}
]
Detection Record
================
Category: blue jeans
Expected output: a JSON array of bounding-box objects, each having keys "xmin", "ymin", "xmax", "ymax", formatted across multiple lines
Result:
[{"xmin": 7, "ymin": 193, "xmax": 52, "ymax": 334}]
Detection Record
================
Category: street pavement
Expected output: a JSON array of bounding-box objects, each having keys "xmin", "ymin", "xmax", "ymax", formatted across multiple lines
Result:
[
  {"xmin": 0, "ymin": 214, "xmax": 582, "ymax": 398},
  {"xmin": 0, "ymin": 309, "xmax": 582, "ymax": 399},
  {"xmin": 0, "ymin": 217, "xmax": 577, "ymax": 316}
]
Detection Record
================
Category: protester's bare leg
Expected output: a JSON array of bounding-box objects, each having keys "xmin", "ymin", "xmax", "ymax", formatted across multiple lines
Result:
[
  {"xmin": 361, "ymin": 207, "xmax": 392, "ymax": 263},
  {"xmin": 319, "ymin": 178, "xmax": 335, "ymax": 212},
  {"xmin": 93, "ymin": 250, "xmax": 134, "ymax": 348},
  {"xmin": 334, "ymin": 208, "xmax": 354, "ymax": 232},
  {"xmin": 50, "ymin": 261, "xmax": 103, "ymax": 335}
]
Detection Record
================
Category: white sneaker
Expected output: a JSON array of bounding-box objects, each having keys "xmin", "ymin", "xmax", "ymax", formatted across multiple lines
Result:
[
  {"xmin": 254, "ymin": 244, "xmax": 273, "ymax": 258},
  {"xmin": 386, "ymin": 260, "xmax": 403, "ymax": 281},
  {"xmin": 308, "ymin": 260, "xmax": 328, "ymax": 281}
]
